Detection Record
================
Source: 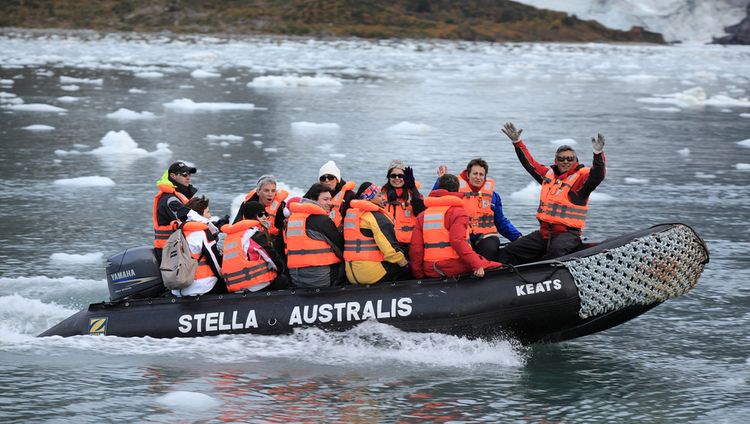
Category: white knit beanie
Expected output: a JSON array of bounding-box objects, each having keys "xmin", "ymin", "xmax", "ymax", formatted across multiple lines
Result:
[{"xmin": 319, "ymin": 160, "xmax": 341, "ymax": 180}]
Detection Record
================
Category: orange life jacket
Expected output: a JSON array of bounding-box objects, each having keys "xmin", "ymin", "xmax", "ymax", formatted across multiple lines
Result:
[
  {"xmin": 153, "ymin": 184, "xmax": 190, "ymax": 249},
  {"xmin": 343, "ymin": 200, "xmax": 389, "ymax": 262},
  {"xmin": 285, "ymin": 202, "xmax": 342, "ymax": 268},
  {"xmin": 221, "ymin": 220, "xmax": 277, "ymax": 292},
  {"xmin": 243, "ymin": 189, "xmax": 289, "ymax": 236},
  {"xmin": 536, "ymin": 168, "xmax": 590, "ymax": 229},
  {"xmin": 329, "ymin": 181, "xmax": 356, "ymax": 227},
  {"xmin": 181, "ymin": 222, "xmax": 215, "ymax": 281},
  {"xmin": 458, "ymin": 177, "xmax": 495, "ymax": 236},
  {"xmin": 384, "ymin": 183, "xmax": 421, "ymax": 244},
  {"xmin": 422, "ymin": 195, "xmax": 465, "ymax": 262}
]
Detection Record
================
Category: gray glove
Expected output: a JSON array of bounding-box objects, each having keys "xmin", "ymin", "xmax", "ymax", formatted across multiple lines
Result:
[
  {"xmin": 592, "ymin": 133, "xmax": 605, "ymax": 154},
  {"xmin": 502, "ymin": 122, "xmax": 523, "ymax": 144}
]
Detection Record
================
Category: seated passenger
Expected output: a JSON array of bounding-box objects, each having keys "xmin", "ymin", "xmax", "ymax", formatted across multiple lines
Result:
[
  {"xmin": 410, "ymin": 174, "xmax": 502, "ymax": 279},
  {"xmin": 316, "ymin": 160, "xmax": 356, "ymax": 228},
  {"xmin": 344, "ymin": 182, "xmax": 409, "ymax": 285},
  {"xmin": 382, "ymin": 160, "xmax": 425, "ymax": 252},
  {"xmin": 285, "ymin": 183, "xmax": 345, "ymax": 288},
  {"xmin": 221, "ymin": 201, "xmax": 289, "ymax": 292},
  {"xmin": 172, "ymin": 196, "xmax": 226, "ymax": 297}
]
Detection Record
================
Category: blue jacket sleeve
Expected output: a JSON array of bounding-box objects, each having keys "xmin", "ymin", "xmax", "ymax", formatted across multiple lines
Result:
[{"xmin": 492, "ymin": 192, "xmax": 521, "ymax": 241}]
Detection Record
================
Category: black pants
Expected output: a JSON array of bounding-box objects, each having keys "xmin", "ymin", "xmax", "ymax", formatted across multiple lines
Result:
[
  {"xmin": 473, "ymin": 235, "xmax": 501, "ymax": 261},
  {"xmin": 497, "ymin": 230, "xmax": 581, "ymax": 265}
]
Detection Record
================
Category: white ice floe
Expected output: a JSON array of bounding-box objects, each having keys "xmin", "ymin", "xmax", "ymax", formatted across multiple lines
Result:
[
  {"xmin": 50, "ymin": 252, "xmax": 104, "ymax": 263},
  {"xmin": 385, "ymin": 121, "xmax": 434, "ymax": 135},
  {"xmin": 60, "ymin": 85, "xmax": 80, "ymax": 92},
  {"xmin": 22, "ymin": 124, "xmax": 55, "ymax": 131},
  {"xmin": 252, "ymin": 140, "xmax": 263, "ymax": 146},
  {"xmin": 678, "ymin": 148, "xmax": 690, "ymax": 157},
  {"xmin": 59, "ymin": 76, "xmax": 102, "ymax": 85},
  {"xmin": 741, "ymin": 113, "xmax": 750, "ymax": 118},
  {"xmin": 624, "ymin": 177, "xmax": 649, "ymax": 184},
  {"xmin": 263, "ymin": 147, "xmax": 279, "ymax": 152},
  {"xmin": 105, "ymin": 108, "xmax": 156, "ymax": 120},
  {"xmin": 330, "ymin": 153, "xmax": 346, "ymax": 158},
  {"xmin": 737, "ymin": 139, "xmax": 750, "ymax": 148},
  {"xmin": 57, "ymin": 96, "xmax": 80, "ymax": 103},
  {"xmin": 737, "ymin": 163, "xmax": 750, "ymax": 171},
  {"xmin": 5, "ymin": 103, "xmax": 66, "ymax": 112},
  {"xmin": 291, "ymin": 121, "xmax": 340, "ymax": 133},
  {"xmin": 53, "ymin": 176, "xmax": 115, "ymax": 187},
  {"xmin": 54, "ymin": 149, "xmax": 81, "ymax": 156},
  {"xmin": 134, "ymin": 71, "xmax": 164, "ymax": 79},
  {"xmin": 163, "ymin": 98, "xmax": 255, "ymax": 112},
  {"xmin": 155, "ymin": 391, "xmax": 221, "ymax": 411},
  {"xmin": 90, "ymin": 130, "xmax": 171, "ymax": 158},
  {"xmin": 0, "ymin": 91, "xmax": 16, "ymax": 98},
  {"xmin": 643, "ymin": 107, "xmax": 681, "ymax": 113},
  {"xmin": 695, "ymin": 172, "xmax": 716, "ymax": 179},
  {"xmin": 0, "ymin": 79, "xmax": 13, "ymax": 85},
  {"xmin": 247, "ymin": 75, "xmax": 342, "ymax": 88},
  {"xmin": 191, "ymin": 69, "xmax": 220, "ymax": 79},
  {"xmin": 637, "ymin": 87, "xmax": 750, "ymax": 109},
  {"xmin": 128, "ymin": 88, "xmax": 146, "ymax": 94},
  {"xmin": 549, "ymin": 138, "xmax": 578, "ymax": 146},
  {"xmin": 206, "ymin": 134, "xmax": 244, "ymax": 141},
  {"xmin": 73, "ymin": 144, "xmax": 89, "ymax": 149}
]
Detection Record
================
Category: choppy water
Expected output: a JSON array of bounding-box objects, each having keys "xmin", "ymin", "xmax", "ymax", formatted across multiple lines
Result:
[{"xmin": 1, "ymin": 31, "xmax": 749, "ymax": 422}]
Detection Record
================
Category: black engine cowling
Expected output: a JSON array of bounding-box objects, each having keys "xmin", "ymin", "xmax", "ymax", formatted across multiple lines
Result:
[{"xmin": 106, "ymin": 246, "xmax": 164, "ymax": 301}]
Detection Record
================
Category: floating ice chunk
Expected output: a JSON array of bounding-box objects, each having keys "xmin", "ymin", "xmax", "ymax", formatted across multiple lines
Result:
[
  {"xmin": 191, "ymin": 69, "xmax": 220, "ymax": 79},
  {"xmin": 60, "ymin": 76, "xmax": 102, "ymax": 85},
  {"xmin": 330, "ymin": 153, "xmax": 346, "ymax": 158},
  {"xmin": 73, "ymin": 144, "xmax": 90, "ymax": 149},
  {"xmin": 5, "ymin": 103, "xmax": 66, "ymax": 112},
  {"xmin": 589, "ymin": 191, "xmax": 613, "ymax": 202},
  {"xmin": 225, "ymin": 77, "xmax": 238, "ymax": 82},
  {"xmin": 222, "ymin": 153, "xmax": 231, "ymax": 157},
  {"xmin": 316, "ymin": 143, "xmax": 334, "ymax": 151},
  {"xmin": 53, "ymin": 176, "xmax": 115, "ymax": 187},
  {"xmin": 386, "ymin": 121, "xmax": 434, "ymax": 134},
  {"xmin": 50, "ymin": 252, "xmax": 104, "ymax": 263},
  {"xmin": 163, "ymin": 98, "xmax": 255, "ymax": 112},
  {"xmin": 0, "ymin": 79, "xmax": 13, "ymax": 85},
  {"xmin": 252, "ymin": 133, "xmax": 263, "ymax": 137},
  {"xmin": 106, "ymin": 108, "xmax": 156, "ymax": 120},
  {"xmin": 22, "ymin": 124, "xmax": 55, "ymax": 131},
  {"xmin": 610, "ymin": 74, "xmax": 659, "ymax": 83},
  {"xmin": 54, "ymin": 149, "xmax": 81, "ymax": 156},
  {"xmin": 156, "ymin": 391, "xmax": 221, "ymax": 411},
  {"xmin": 510, "ymin": 181, "xmax": 541, "ymax": 203},
  {"xmin": 264, "ymin": 147, "xmax": 279, "ymax": 152},
  {"xmin": 60, "ymin": 85, "xmax": 80, "ymax": 91},
  {"xmin": 644, "ymin": 107, "xmax": 681, "ymax": 113},
  {"xmin": 737, "ymin": 163, "xmax": 750, "ymax": 171},
  {"xmin": 57, "ymin": 96, "xmax": 80, "ymax": 103},
  {"xmin": 695, "ymin": 172, "xmax": 716, "ymax": 179},
  {"xmin": 291, "ymin": 121, "xmax": 340, "ymax": 133},
  {"xmin": 550, "ymin": 138, "xmax": 577, "ymax": 146},
  {"xmin": 129, "ymin": 88, "xmax": 146, "ymax": 94},
  {"xmin": 637, "ymin": 87, "xmax": 750, "ymax": 109},
  {"xmin": 704, "ymin": 95, "xmax": 750, "ymax": 108},
  {"xmin": 179, "ymin": 85, "xmax": 194, "ymax": 89},
  {"xmin": 90, "ymin": 130, "xmax": 167, "ymax": 158},
  {"xmin": 206, "ymin": 134, "xmax": 244, "ymax": 141},
  {"xmin": 135, "ymin": 71, "xmax": 164, "ymax": 79},
  {"xmin": 252, "ymin": 140, "xmax": 263, "ymax": 146},
  {"xmin": 678, "ymin": 148, "xmax": 690, "ymax": 157},
  {"xmin": 247, "ymin": 75, "xmax": 342, "ymax": 88},
  {"xmin": 624, "ymin": 177, "xmax": 649, "ymax": 184},
  {"xmin": 0, "ymin": 92, "xmax": 16, "ymax": 98},
  {"xmin": 737, "ymin": 139, "xmax": 750, "ymax": 148},
  {"xmin": 741, "ymin": 113, "xmax": 750, "ymax": 118}
]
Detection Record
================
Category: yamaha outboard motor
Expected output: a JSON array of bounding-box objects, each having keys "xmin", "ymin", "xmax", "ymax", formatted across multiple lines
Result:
[{"xmin": 106, "ymin": 246, "xmax": 165, "ymax": 301}]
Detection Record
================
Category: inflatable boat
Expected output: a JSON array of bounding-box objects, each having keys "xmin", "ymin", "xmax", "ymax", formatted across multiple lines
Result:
[{"xmin": 39, "ymin": 223, "xmax": 709, "ymax": 344}]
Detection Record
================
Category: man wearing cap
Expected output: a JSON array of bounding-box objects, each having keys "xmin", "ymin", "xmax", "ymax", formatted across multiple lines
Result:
[
  {"xmin": 343, "ymin": 182, "xmax": 409, "ymax": 285},
  {"xmin": 153, "ymin": 161, "xmax": 212, "ymax": 260},
  {"xmin": 316, "ymin": 160, "xmax": 356, "ymax": 228}
]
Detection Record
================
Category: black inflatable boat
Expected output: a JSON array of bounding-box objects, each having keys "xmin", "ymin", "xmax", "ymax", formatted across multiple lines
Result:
[{"xmin": 39, "ymin": 223, "xmax": 709, "ymax": 344}]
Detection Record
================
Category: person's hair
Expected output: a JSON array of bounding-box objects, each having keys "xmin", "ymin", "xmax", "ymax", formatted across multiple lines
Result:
[
  {"xmin": 304, "ymin": 183, "xmax": 335, "ymax": 202},
  {"xmin": 437, "ymin": 174, "xmax": 460, "ymax": 192},
  {"xmin": 256, "ymin": 175, "xmax": 276, "ymax": 191},
  {"xmin": 241, "ymin": 201, "xmax": 266, "ymax": 220},
  {"xmin": 465, "ymin": 158, "xmax": 488, "ymax": 175},
  {"xmin": 185, "ymin": 196, "xmax": 209, "ymax": 215},
  {"xmin": 354, "ymin": 181, "xmax": 373, "ymax": 199},
  {"xmin": 556, "ymin": 145, "xmax": 577, "ymax": 160}
]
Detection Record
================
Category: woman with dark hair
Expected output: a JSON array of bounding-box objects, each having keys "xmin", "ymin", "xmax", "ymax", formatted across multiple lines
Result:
[{"xmin": 382, "ymin": 160, "xmax": 425, "ymax": 252}]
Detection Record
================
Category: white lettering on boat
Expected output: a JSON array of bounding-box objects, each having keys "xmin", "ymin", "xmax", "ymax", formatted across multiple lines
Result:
[
  {"xmin": 515, "ymin": 279, "xmax": 562, "ymax": 296},
  {"xmin": 288, "ymin": 297, "xmax": 413, "ymax": 326},
  {"xmin": 178, "ymin": 310, "xmax": 258, "ymax": 333}
]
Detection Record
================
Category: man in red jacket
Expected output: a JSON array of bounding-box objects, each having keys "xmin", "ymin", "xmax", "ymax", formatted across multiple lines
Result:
[{"xmin": 409, "ymin": 174, "xmax": 502, "ymax": 279}]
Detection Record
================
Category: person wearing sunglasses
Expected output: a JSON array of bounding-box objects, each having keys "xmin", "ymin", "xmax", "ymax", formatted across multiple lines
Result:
[
  {"xmin": 317, "ymin": 160, "xmax": 356, "ymax": 229},
  {"xmin": 153, "ymin": 161, "xmax": 213, "ymax": 262},
  {"xmin": 382, "ymin": 160, "xmax": 425, "ymax": 254},
  {"xmin": 499, "ymin": 122, "xmax": 606, "ymax": 265}
]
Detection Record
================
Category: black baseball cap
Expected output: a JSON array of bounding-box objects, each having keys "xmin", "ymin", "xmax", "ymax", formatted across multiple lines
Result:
[{"xmin": 168, "ymin": 161, "xmax": 197, "ymax": 174}]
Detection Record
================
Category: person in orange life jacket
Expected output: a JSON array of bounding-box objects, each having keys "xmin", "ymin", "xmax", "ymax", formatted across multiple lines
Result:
[
  {"xmin": 285, "ymin": 183, "xmax": 345, "ymax": 288},
  {"xmin": 316, "ymin": 160, "xmax": 356, "ymax": 229},
  {"xmin": 153, "ymin": 161, "xmax": 215, "ymax": 261},
  {"xmin": 498, "ymin": 122, "xmax": 606, "ymax": 265},
  {"xmin": 221, "ymin": 201, "xmax": 289, "ymax": 292},
  {"xmin": 434, "ymin": 158, "xmax": 521, "ymax": 262},
  {"xmin": 410, "ymin": 174, "xmax": 502, "ymax": 279},
  {"xmin": 232, "ymin": 175, "xmax": 288, "ymax": 260},
  {"xmin": 344, "ymin": 182, "xmax": 409, "ymax": 285},
  {"xmin": 172, "ymin": 196, "xmax": 226, "ymax": 297},
  {"xmin": 382, "ymin": 160, "xmax": 425, "ymax": 253}
]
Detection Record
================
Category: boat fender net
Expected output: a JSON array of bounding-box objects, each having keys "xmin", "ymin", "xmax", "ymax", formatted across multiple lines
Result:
[{"xmin": 566, "ymin": 224, "xmax": 709, "ymax": 319}]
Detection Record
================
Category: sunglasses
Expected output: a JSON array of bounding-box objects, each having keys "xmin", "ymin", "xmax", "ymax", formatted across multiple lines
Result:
[
  {"xmin": 178, "ymin": 172, "xmax": 192, "ymax": 177},
  {"xmin": 319, "ymin": 174, "xmax": 337, "ymax": 182},
  {"xmin": 556, "ymin": 156, "xmax": 577, "ymax": 162},
  {"xmin": 388, "ymin": 173, "xmax": 405, "ymax": 179},
  {"xmin": 257, "ymin": 211, "xmax": 269, "ymax": 218}
]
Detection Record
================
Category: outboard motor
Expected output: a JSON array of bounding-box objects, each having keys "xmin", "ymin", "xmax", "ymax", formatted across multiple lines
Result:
[{"xmin": 106, "ymin": 246, "xmax": 165, "ymax": 301}]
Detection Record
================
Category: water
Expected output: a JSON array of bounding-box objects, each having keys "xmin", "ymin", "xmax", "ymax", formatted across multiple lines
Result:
[{"xmin": 1, "ymin": 30, "xmax": 749, "ymax": 422}]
